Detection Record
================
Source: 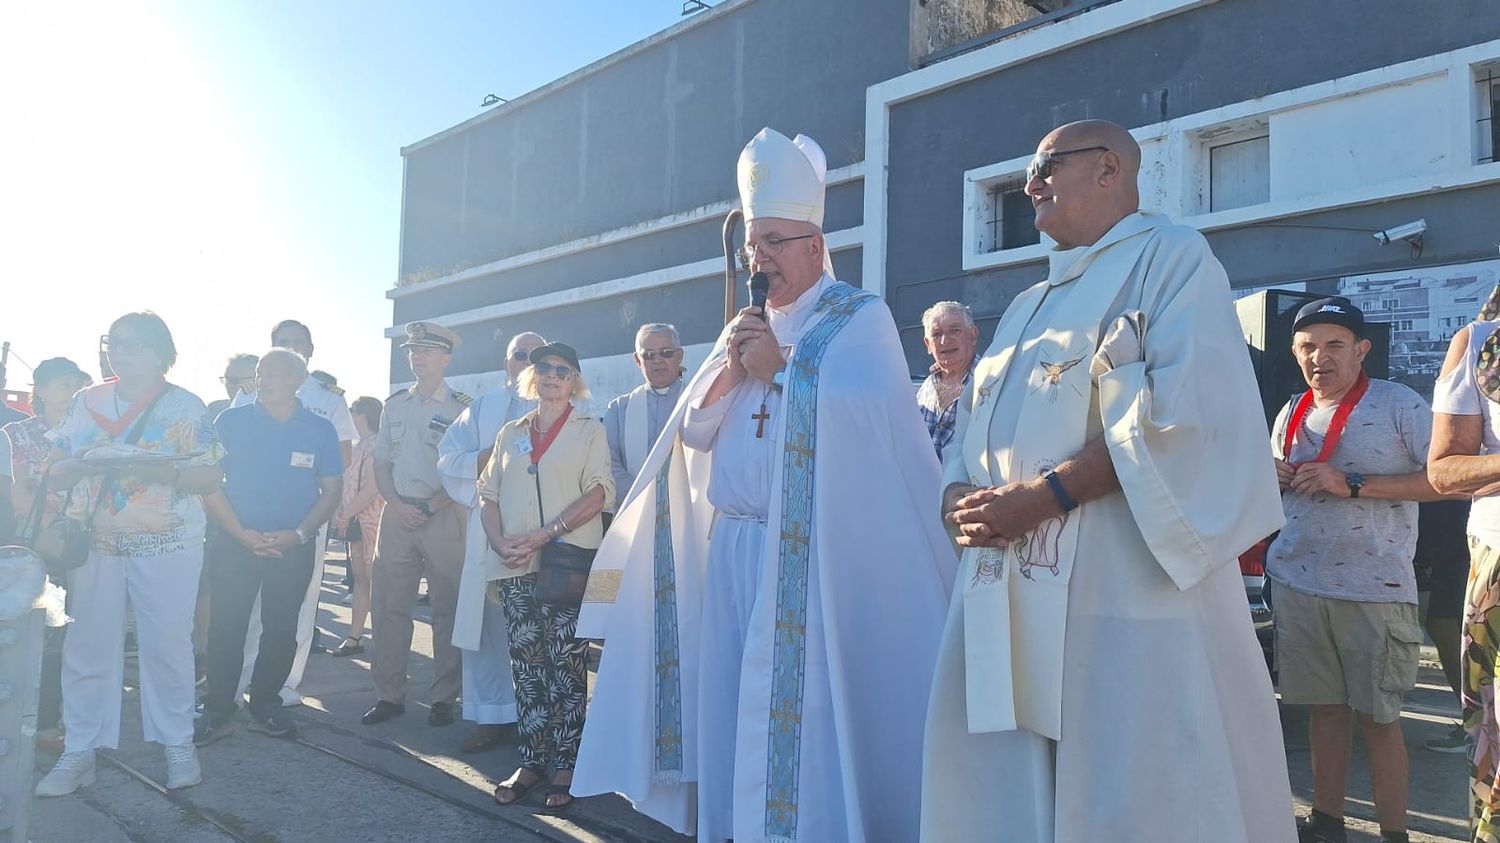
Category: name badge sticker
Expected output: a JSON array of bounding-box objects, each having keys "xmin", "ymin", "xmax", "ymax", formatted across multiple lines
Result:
[
  {"xmin": 290, "ymin": 451, "xmax": 316, "ymax": 469},
  {"xmin": 514, "ymin": 437, "xmax": 534, "ymax": 457}
]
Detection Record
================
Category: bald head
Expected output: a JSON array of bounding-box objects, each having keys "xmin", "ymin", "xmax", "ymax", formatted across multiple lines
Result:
[
  {"xmin": 1027, "ymin": 119, "xmax": 1142, "ymax": 249},
  {"xmin": 505, "ymin": 331, "xmax": 546, "ymax": 381}
]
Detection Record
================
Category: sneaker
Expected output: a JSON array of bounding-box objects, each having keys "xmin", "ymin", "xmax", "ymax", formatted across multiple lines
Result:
[
  {"xmin": 1297, "ymin": 811, "xmax": 1348, "ymax": 843},
  {"xmin": 248, "ymin": 707, "xmax": 297, "ymax": 738},
  {"xmin": 164, "ymin": 743, "xmax": 202, "ymax": 790},
  {"xmin": 34, "ymin": 750, "xmax": 96, "ymax": 797},
  {"xmin": 1426, "ymin": 723, "xmax": 1468, "ymax": 754},
  {"xmin": 193, "ymin": 712, "xmax": 236, "ymax": 746}
]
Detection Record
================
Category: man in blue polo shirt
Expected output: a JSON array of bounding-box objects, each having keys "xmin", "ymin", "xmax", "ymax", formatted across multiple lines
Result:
[{"xmin": 195, "ymin": 349, "xmax": 343, "ymax": 742}]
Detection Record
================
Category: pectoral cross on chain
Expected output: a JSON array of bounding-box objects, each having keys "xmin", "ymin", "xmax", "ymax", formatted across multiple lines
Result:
[{"xmin": 752, "ymin": 403, "xmax": 770, "ymax": 439}]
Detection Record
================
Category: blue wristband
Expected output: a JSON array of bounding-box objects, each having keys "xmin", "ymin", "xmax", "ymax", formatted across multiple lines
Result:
[{"xmin": 1045, "ymin": 470, "xmax": 1079, "ymax": 513}]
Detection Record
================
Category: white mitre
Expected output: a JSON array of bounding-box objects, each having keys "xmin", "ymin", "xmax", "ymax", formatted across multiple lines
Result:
[{"xmin": 736, "ymin": 128, "xmax": 828, "ymax": 228}]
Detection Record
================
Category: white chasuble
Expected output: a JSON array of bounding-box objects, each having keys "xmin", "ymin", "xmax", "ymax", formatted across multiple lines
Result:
[
  {"xmin": 922, "ymin": 212, "xmax": 1295, "ymax": 843},
  {"xmin": 574, "ymin": 274, "xmax": 958, "ymax": 843},
  {"xmin": 437, "ymin": 387, "xmax": 533, "ymax": 651}
]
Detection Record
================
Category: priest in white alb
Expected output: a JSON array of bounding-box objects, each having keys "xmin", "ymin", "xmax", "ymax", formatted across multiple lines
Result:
[
  {"xmin": 921, "ymin": 120, "xmax": 1295, "ymax": 842},
  {"xmin": 436, "ymin": 330, "xmax": 542, "ymax": 752},
  {"xmin": 571, "ymin": 128, "xmax": 958, "ymax": 843}
]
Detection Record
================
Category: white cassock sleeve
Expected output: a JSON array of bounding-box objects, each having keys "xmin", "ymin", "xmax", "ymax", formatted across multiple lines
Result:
[
  {"xmin": 680, "ymin": 370, "xmax": 735, "ymax": 452},
  {"xmin": 436, "ymin": 398, "xmax": 484, "ymax": 508},
  {"xmin": 1096, "ymin": 227, "xmax": 1285, "ymax": 592}
]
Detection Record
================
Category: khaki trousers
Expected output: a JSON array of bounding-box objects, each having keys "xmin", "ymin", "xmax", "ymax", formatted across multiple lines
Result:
[{"xmin": 371, "ymin": 503, "xmax": 465, "ymax": 705}]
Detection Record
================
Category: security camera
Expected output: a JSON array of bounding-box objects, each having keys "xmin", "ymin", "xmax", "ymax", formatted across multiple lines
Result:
[{"xmin": 1373, "ymin": 219, "xmax": 1426, "ymax": 246}]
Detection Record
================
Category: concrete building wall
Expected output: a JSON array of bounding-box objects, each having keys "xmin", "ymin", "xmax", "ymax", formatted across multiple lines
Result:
[
  {"xmin": 389, "ymin": 0, "xmax": 911, "ymax": 395},
  {"xmin": 876, "ymin": 0, "xmax": 1500, "ymax": 374}
]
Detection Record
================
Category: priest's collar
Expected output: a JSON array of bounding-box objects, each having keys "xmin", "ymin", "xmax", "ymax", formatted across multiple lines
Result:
[
  {"xmin": 1046, "ymin": 211, "xmax": 1162, "ymax": 287},
  {"xmin": 768, "ymin": 271, "xmax": 834, "ymax": 320},
  {"xmin": 649, "ymin": 383, "xmax": 678, "ymax": 396}
]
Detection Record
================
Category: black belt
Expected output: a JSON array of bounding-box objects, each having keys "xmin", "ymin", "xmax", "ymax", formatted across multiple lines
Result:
[{"xmin": 400, "ymin": 495, "xmax": 434, "ymax": 516}]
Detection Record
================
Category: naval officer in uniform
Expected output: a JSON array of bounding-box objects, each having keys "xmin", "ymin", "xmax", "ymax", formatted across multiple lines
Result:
[{"xmin": 362, "ymin": 321, "xmax": 472, "ymax": 727}]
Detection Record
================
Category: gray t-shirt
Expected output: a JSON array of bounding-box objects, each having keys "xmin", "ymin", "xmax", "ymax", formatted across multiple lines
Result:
[{"xmin": 1266, "ymin": 378, "xmax": 1432, "ymax": 604}]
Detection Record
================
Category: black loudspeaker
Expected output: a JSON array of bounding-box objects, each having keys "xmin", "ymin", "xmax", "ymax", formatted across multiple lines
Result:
[{"xmin": 1234, "ymin": 290, "xmax": 1390, "ymax": 431}]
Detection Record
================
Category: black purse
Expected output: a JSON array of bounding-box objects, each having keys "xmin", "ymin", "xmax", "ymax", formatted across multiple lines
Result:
[
  {"xmin": 28, "ymin": 389, "xmax": 167, "ymax": 574},
  {"xmin": 531, "ymin": 466, "xmax": 595, "ymax": 609}
]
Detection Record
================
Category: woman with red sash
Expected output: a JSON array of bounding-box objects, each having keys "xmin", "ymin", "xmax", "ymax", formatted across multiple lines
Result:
[{"xmin": 34, "ymin": 312, "xmax": 224, "ymax": 797}]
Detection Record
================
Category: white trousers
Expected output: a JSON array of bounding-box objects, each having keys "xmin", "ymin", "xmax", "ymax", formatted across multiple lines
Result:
[
  {"xmin": 239, "ymin": 524, "xmax": 326, "ymax": 704},
  {"xmin": 461, "ymin": 597, "xmax": 517, "ymax": 725},
  {"xmin": 62, "ymin": 547, "xmax": 202, "ymax": 752}
]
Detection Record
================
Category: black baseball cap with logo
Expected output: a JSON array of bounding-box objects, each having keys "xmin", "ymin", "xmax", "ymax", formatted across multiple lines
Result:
[{"xmin": 1292, "ymin": 296, "xmax": 1366, "ymax": 338}]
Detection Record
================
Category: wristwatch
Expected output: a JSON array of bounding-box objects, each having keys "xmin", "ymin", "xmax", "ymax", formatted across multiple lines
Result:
[
  {"xmin": 294, "ymin": 527, "xmax": 312, "ymax": 545},
  {"xmin": 1345, "ymin": 472, "xmax": 1366, "ymax": 499},
  {"xmin": 770, "ymin": 368, "xmax": 786, "ymax": 392}
]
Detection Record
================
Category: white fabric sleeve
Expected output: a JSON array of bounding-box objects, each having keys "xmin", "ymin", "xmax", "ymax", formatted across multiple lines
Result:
[
  {"xmin": 681, "ymin": 377, "xmax": 736, "ymax": 452},
  {"xmin": 329, "ymin": 397, "xmax": 357, "ymax": 443},
  {"xmin": 436, "ymin": 399, "xmax": 482, "ymax": 507},
  {"xmin": 1433, "ymin": 326, "xmax": 1483, "ymax": 416},
  {"xmin": 0, "ymin": 428, "xmax": 11, "ymax": 479}
]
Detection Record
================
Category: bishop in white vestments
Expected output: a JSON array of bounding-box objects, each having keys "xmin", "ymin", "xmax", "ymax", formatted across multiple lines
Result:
[
  {"xmin": 922, "ymin": 121, "xmax": 1295, "ymax": 842},
  {"xmin": 572, "ymin": 128, "xmax": 958, "ymax": 843},
  {"xmin": 435, "ymin": 331, "xmax": 542, "ymax": 749}
]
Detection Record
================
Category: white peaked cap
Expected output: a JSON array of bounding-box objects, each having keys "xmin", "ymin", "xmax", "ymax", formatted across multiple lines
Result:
[{"xmin": 737, "ymin": 128, "xmax": 828, "ymax": 228}]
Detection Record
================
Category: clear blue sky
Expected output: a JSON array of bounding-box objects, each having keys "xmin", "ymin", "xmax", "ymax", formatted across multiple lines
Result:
[{"xmin": 1, "ymin": 0, "xmax": 693, "ymax": 404}]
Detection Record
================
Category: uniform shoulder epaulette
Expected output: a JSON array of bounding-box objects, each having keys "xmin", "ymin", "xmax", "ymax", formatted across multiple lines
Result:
[
  {"xmin": 454, "ymin": 390, "xmax": 473, "ymax": 406},
  {"xmin": 388, "ymin": 387, "xmax": 410, "ymax": 401}
]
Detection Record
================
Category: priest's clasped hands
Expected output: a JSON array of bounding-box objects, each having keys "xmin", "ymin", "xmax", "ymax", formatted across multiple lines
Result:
[
  {"xmin": 944, "ymin": 478, "xmax": 1062, "ymax": 547},
  {"xmin": 726, "ymin": 306, "xmax": 787, "ymax": 384}
]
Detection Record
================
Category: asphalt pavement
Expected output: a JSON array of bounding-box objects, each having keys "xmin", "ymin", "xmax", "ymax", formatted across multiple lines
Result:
[{"xmin": 26, "ymin": 549, "xmax": 1473, "ymax": 842}]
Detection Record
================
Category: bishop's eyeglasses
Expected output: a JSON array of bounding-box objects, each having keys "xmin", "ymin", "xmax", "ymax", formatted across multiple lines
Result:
[{"xmin": 735, "ymin": 234, "xmax": 817, "ymax": 269}]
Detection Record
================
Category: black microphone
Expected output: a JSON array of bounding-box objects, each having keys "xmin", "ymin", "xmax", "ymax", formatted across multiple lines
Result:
[{"xmin": 748, "ymin": 271, "xmax": 770, "ymax": 312}]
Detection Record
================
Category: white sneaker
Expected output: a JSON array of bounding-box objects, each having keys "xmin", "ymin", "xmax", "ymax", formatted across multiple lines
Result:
[
  {"xmin": 164, "ymin": 743, "xmax": 202, "ymax": 789},
  {"xmin": 35, "ymin": 750, "xmax": 96, "ymax": 797}
]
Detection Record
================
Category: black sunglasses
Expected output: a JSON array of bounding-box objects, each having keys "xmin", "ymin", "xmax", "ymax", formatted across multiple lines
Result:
[
  {"xmin": 1026, "ymin": 146, "xmax": 1109, "ymax": 182},
  {"xmin": 510, "ymin": 350, "xmax": 531, "ymax": 361},
  {"xmin": 533, "ymin": 361, "xmax": 576, "ymax": 378}
]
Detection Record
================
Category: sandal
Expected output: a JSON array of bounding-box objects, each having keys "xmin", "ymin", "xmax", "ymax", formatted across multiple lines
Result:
[
  {"xmin": 541, "ymin": 783, "xmax": 575, "ymax": 811},
  {"xmin": 328, "ymin": 637, "xmax": 364, "ymax": 657},
  {"xmin": 492, "ymin": 768, "xmax": 545, "ymax": 806}
]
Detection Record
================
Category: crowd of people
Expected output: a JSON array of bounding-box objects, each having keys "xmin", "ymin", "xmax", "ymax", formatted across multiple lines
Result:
[{"xmin": 2, "ymin": 118, "xmax": 1498, "ymax": 843}]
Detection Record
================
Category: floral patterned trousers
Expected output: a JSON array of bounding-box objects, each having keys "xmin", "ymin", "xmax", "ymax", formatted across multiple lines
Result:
[
  {"xmin": 497, "ymin": 573, "xmax": 589, "ymax": 772},
  {"xmin": 1464, "ymin": 536, "xmax": 1500, "ymax": 842}
]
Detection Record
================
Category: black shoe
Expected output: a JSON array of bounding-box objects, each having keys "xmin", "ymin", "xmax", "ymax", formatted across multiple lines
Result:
[
  {"xmin": 1297, "ymin": 811, "xmax": 1348, "ymax": 843},
  {"xmin": 361, "ymin": 701, "xmax": 406, "ymax": 725},
  {"xmin": 248, "ymin": 707, "xmax": 297, "ymax": 738},
  {"xmin": 428, "ymin": 701, "xmax": 456, "ymax": 727},
  {"xmin": 193, "ymin": 712, "xmax": 236, "ymax": 746}
]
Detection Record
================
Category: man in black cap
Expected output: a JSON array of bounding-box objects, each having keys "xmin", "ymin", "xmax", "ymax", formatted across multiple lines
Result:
[{"xmin": 1267, "ymin": 296, "xmax": 1449, "ymax": 843}]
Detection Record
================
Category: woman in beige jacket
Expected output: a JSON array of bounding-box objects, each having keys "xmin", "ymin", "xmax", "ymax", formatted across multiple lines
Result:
[{"xmin": 480, "ymin": 342, "xmax": 613, "ymax": 811}]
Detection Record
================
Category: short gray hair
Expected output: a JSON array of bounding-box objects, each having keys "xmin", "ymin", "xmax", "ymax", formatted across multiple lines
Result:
[
  {"xmin": 259, "ymin": 347, "xmax": 309, "ymax": 381},
  {"xmin": 921, "ymin": 301, "xmax": 974, "ymax": 333},
  {"xmin": 635, "ymin": 323, "xmax": 679, "ymax": 351}
]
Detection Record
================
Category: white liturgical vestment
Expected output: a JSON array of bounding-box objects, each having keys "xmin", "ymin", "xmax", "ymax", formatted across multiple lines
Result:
[
  {"xmin": 572, "ymin": 273, "xmax": 958, "ymax": 843},
  {"xmin": 921, "ymin": 212, "xmax": 1295, "ymax": 843}
]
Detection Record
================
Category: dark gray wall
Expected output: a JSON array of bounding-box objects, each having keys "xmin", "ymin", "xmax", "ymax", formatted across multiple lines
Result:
[
  {"xmin": 399, "ymin": 0, "xmax": 910, "ymax": 284},
  {"xmin": 396, "ymin": 247, "xmax": 864, "ymax": 380},
  {"xmin": 392, "ymin": 179, "xmax": 865, "ymax": 325},
  {"xmin": 884, "ymin": 0, "xmax": 1500, "ymax": 376}
]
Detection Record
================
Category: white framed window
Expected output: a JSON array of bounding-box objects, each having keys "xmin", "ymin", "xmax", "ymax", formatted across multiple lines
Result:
[
  {"xmin": 1207, "ymin": 131, "xmax": 1270, "ymax": 213},
  {"xmin": 970, "ymin": 169, "xmax": 1042, "ymax": 255},
  {"xmin": 1477, "ymin": 61, "xmax": 1500, "ymax": 164}
]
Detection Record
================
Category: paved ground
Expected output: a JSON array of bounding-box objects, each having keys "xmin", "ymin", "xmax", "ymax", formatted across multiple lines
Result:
[{"xmin": 26, "ymin": 549, "xmax": 1473, "ymax": 842}]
